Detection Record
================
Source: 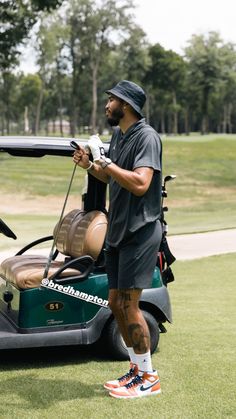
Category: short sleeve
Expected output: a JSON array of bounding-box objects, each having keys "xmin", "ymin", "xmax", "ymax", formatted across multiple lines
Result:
[{"xmin": 133, "ymin": 131, "xmax": 162, "ymax": 172}]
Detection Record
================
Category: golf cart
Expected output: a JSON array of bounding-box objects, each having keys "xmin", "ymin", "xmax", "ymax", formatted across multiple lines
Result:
[{"xmin": 0, "ymin": 136, "xmax": 175, "ymax": 360}]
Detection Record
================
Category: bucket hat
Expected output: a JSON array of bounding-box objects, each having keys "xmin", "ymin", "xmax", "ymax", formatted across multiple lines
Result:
[{"xmin": 106, "ymin": 80, "xmax": 146, "ymax": 117}]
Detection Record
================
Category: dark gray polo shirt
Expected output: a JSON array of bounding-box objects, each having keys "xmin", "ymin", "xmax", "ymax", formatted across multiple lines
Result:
[{"xmin": 106, "ymin": 119, "xmax": 162, "ymax": 247}]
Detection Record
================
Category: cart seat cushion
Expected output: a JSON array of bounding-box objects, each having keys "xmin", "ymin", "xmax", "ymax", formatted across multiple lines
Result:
[
  {"xmin": 54, "ymin": 209, "xmax": 108, "ymax": 259},
  {"xmin": 0, "ymin": 255, "xmax": 79, "ymax": 289},
  {"xmin": 0, "ymin": 210, "xmax": 108, "ymax": 289}
]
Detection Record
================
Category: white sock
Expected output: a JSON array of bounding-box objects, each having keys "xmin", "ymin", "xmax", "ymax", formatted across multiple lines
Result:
[
  {"xmin": 127, "ymin": 347, "xmax": 137, "ymax": 365},
  {"xmin": 135, "ymin": 350, "xmax": 153, "ymax": 374}
]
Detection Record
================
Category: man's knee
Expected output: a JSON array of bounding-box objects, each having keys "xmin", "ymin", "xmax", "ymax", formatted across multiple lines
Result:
[
  {"xmin": 109, "ymin": 289, "xmax": 140, "ymax": 318},
  {"xmin": 108, "ymin": 289, "xmax": 133, "ymax": 316}
]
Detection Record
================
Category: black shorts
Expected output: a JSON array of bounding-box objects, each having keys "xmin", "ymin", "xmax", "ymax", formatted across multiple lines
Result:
[{"xmin": 105, "ymin": 220, "xmax": 162, "ymax": 290}]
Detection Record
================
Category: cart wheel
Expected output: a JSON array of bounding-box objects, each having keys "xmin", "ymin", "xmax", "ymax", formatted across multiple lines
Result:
[{"xmin": 106, "ymin": 310, "xmax": 160, "ymax": 360}]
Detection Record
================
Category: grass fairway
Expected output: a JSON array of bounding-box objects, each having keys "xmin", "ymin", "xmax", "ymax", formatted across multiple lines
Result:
[
  {"xmin": 0, "ymin": 135, "xmax": 235, "ymax": 418},
  {"xmin": 162, "ymin": 134, "xmax": 236, "ymax": 233},
  {"xmin": 0, "ymin": 253, "xmax": 235, "ymax": 418},
  {"xmin": 1, "ymin": 134, "xmax": 236, "ymax": 244}
]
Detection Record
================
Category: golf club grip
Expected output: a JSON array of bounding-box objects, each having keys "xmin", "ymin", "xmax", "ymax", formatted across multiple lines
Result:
[
  {"xmin": 70, "ymin": 140, "xmax": 80, "ymax": 150},
  {"xmin": 70, "ymin": 140, "xmax": 90, "ymax": 154}
]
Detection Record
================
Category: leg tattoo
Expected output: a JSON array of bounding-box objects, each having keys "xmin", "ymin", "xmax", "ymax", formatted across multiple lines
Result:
[
  {"xmin": 128, "ymin": 323, "xmax": 150, "ymax": 353},
  {"xmin": 119, "ymin": 291, "xmax": 131, "ymax": 321}
]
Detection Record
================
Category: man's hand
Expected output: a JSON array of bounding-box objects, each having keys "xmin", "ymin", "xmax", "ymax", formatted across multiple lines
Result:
[
  {"xmin": 73, "ymin": 144, "xmax": 91, "ymax": 169},
  {"xmin": 87, "ymin": 135, "xmax": 105, "ymax": 163}
]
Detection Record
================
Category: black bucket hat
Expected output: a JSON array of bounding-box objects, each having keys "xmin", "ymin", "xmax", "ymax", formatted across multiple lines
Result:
[{"xmin": 106, "ymin": 80, "xmax": 146, "ymax": 117}]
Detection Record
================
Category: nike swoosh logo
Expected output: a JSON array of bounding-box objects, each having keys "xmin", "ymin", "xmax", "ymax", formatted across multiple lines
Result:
[{"xmin": 140, "ymin": 380, "xmax": 160, "ymax": 391}]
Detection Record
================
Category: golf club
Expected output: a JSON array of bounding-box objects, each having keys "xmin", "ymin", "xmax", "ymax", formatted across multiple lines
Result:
[{"xmin": 43, "ymin": 147, "xmax": 78, "ymax": 278}]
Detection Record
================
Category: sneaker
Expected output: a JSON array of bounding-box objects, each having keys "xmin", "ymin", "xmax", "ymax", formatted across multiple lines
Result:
[
  {"xmin": 109, "ymin": 371, "xmax": 161, "ymax": 399},
  {"xmin": 104, "ymin": 363, "xmax": 138, "ymax": 390}
]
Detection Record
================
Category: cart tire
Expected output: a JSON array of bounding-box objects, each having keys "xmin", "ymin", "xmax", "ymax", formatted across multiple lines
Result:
[{"xmin": 106, "ymin": 310, "xmax": 160, "ymax": 360}]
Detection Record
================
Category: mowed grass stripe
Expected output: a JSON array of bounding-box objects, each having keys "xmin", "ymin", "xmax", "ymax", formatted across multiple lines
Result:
[{"xmin": 0, "ymin": 254, "xmax": 235, "ymax": 418}]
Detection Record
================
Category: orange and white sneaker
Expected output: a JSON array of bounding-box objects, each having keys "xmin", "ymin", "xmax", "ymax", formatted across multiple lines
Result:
[
  {"xmin": 104, "ymin": 363, "xmax": 138, "ymax": 390},
  {"xmin": 109, "ymin": 371, "xmax": 161, "ymax": 399}
]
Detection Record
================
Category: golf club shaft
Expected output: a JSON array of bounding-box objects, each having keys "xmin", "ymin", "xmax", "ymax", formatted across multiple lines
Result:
[{"xmin": 43, "ymin": 163, "xmax": 77, "ymax": 278}]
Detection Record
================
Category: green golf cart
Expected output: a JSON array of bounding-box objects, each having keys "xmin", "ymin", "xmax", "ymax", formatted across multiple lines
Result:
[{"xmin": 0, "ymin": 136, "xmax": 175, "ymax": 360}]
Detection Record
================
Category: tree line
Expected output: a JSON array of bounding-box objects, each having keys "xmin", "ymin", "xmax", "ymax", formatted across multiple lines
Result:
[{"xmin": 0, "ymin": 0, "xmax": 236, "ymax": 136}]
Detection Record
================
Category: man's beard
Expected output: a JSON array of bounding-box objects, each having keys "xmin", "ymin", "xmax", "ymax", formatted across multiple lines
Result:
[{"xmin": 107, "ymin": 107, "xmax": 124, "ymax": 126}]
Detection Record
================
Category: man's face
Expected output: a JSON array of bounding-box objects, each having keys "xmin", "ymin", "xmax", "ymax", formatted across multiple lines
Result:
[{"xmin": 105, "ymin": 95, "xmax": 124, "ymax": 126}]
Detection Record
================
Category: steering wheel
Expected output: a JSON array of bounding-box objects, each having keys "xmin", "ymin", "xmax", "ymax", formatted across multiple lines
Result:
[{"xmin": 0, "ymin": 219, "xmax": 17, "ymax": 240}]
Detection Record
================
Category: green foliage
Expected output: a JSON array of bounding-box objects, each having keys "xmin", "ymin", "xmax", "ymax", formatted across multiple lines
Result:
[
  {"xmin": 0, "ymin": 71, "xmax": 21, "ymax": 134},
  {"xmin": 31, "ymin": 0, "xmax": 63, "ymax": 11},
  {"xmin": 0, "ymin": 1, "xmax": 33, "ymax": 70},
  {"xmin": 1, "ymin": 1, "xmax": 236, "ymax": 135},
  {"xmin": 146, "ymin": 44, "xmax": 186, "ymax": 92},
  {"xmin": 0, "ymin": 0, "xmax": 64, "ymax": 134},
  {"xmin": 18, "ymin": 74, "xmax": 42, "ymax": 107},
  {"xmin": 0, "ymin": 0, "xmax": 62, "ymax": 71},
  {"xmin": 184, "ymin": 32, "xmax": 235, "ymax": 133},
  {"xmin": 144, "ymin": 43, "xmax": 187, "ymax": 132},
  {"xmin": 117, "ymin": 25, "xmax": 150, "ymax": 82},
  {"xmin": 62, "ymin": 0, "xmax": 135, "ymax": 133}
]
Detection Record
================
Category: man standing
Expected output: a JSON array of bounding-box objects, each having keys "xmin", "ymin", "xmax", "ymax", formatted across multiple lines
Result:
[{"xmin": 73, "ymin": 80, "xmax": 162, "ymax": 399}]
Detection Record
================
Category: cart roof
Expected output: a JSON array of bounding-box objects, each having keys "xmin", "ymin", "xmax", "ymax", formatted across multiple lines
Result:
[{"xmin": 0, "ymin": 136, "xmax": 109, "ymax": 157}]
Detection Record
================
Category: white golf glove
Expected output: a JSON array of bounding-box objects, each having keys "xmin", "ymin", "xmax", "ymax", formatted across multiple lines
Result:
[{"xmin": 87, "ymin": 135, "xmax": 105, "ymax": 163}]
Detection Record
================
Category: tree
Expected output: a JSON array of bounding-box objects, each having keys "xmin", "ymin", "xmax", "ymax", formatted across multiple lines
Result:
[
  {"xmin": 35, "ymin": 16, "xmax": 70, "ymax": 135},
  {"xmin": 0, "ymin": 71, "xmax": 19, "ymax": 134},
  {"xmin": 215, "ymin": 43, "xmax": 236, "ymax": 133},
  {"xmin": 113, "ymin": 25, "xmax": 150, "ymax": 118},
  {"xmin": 63, "ymin": 0, "xmax": 135, "ymax": 135},
  {"xmin": 0, "ymin": 0, "xmax": 63, "ymax": 135},
  {"xmin": 185, "ymin": 32, "xmax": 224, "ymax": 134},
  {"xmin": 116, "ymin": 25, "xmax": 149, "ymax": 82},
  {"xmin": 17, "ymin": 74, "xmax": 43, "ymax": 134},
  {"xmin": 144, "ymin": 44, "xmax": 186, "ymax": 134},
  {"xmin": 0, "ymin": 0, "xmax": 63, "ymax": 71}
]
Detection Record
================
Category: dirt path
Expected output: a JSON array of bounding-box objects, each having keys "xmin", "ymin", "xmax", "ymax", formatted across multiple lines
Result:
[
  {"xmin": 1, "ymin": 194, "xmax": 235, "ymax": 262},
  {"xmin": 1, "ymin": 229, "xmax": 235, "ymax": 263},
  {"xmin": 1, "ymin": 194, "xmax": 81, "ymax": 215},
  {"xmin": 168, "ymin": 228, "xmax": 236, "ymax": 261}
]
